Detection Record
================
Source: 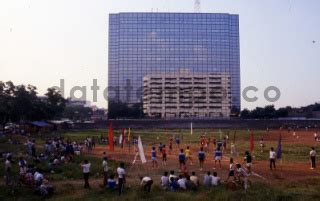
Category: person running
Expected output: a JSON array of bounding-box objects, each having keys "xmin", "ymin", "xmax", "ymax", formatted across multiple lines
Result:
[
  {"xmin": 214, "ymin": 147, "xmax": 222, "ymax": 169},
  {"xmin": 162, "ymin": 145, "xmax": 167, "ymax": 166},
  {"xmin": 244, "ymin": 151, "xmax": 253, "ymax": 174},
  {"xmin": 236, "ymin": 164, "xmax": 249, "ymax": 191},
  {"xmin": 151, "ymin": 147, "xmax": 158, "ymax": 168},
  {"xmin": 226, "ymin": 158, "xmax": 236, "ymax": 182},
  {"xmin": 81, "ymin": 160, "xmax": 91, "ymax": 189},
  {"xmin": 185, "ymin": 146, "xmax": 193, "ymax": 165},
  {"xmin": 269, "ymin": 147, "xmax": 277, "ymax": 170},
  {"xmin": 117, "ymin": 162, "xmax": 126, "ymax": 196},
  {"xmin": 140, "ymin": 176, "xmax": 153, "ymax": 193},
  {"xmin": 310, "ymin": 147, "xmax": 317, "ymax": 169},
  {"xmin": 178, "ymin": 149, "xmax": 186, "ymax": 170},
  {"xmin": 198, "ymin": 147, "xmax": 205, "ymax": 171},
  {"xmin": 102, "ymin": 157, "xmax": 109, "ymax": 186}
]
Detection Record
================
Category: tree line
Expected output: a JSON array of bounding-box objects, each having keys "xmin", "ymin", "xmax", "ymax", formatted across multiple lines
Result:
[{"xmin": 0, "ymin": 81, "xmax": 66, "ymax": 131}]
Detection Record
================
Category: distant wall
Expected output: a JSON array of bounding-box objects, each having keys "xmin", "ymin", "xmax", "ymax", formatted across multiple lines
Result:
[{"xmin": 72, "ymin": 119, "xmax": 320, "ymax": 130}]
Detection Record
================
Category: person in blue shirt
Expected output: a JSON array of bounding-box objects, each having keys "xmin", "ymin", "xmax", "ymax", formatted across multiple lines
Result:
[
  {"xmin": 178, "ymin": 149, "xmax": 186, "ymax": 170},
  {"xmin": 151, "ymin": 147, "xmax": 158, "ymax": 168},
  {"xmin": 214, "ymin": 147, "xmax": 222, "ymax": 169},
  {"xmin": 107, "ymin": 174, "xmax": 116, "ymax": 189},
  {"xmin": 169, "ymin": 177, "xmax": 179, "ymax": 191},
  {"xmin": 198, "ymin": 147, "xmax": 206, "ymax": 171},
  {"xmin": 203, "ymin": 171, "xmax": 212, "ymax": 187}
]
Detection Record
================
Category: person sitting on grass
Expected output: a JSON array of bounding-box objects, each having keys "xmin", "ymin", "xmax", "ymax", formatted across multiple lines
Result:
[
  {"xmin": 169, "ymin": 177, "xmax": 179, "ymax": 192},
  {"xmin": 190, "ymin": 171, "xmax": 200, "ymax": 187},
  {"xmin": 211, "ymin": 172, "xmax": 221, "ymax": 186},
  {"xmin": 185, "ymin": 175, "xmax": 197, "ymax": 191},
  {"xmin": 203, "ymin": 171, "xmax": 212, "ymax": 187},
  {"xmin": 140, "ymin": 176, "xmax": 153, "ymax": 193},
  {"xmin": 107, "ymin": 174, "xmax": 116, "ymax": 189},
  {"xmin": 34, "ymin": 168, "xmax": 44, "ymax": 187},
  {"xmin": 177, "ymin": 175, "xmax": 187, "ymax": 190},
  {"xmin": 40, "ymin": 179, "xmax": 54, "ymax": 197},
  {"xmin": 160, "ymin": 171, "xmax": 169, "ymax": 190},
  {"xmin": 169, "ymin": 170, "xmax": 177, "ymax": 181}
]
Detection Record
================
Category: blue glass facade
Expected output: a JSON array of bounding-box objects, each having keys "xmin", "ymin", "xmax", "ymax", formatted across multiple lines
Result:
[{"xmin": 108, "ymin": 12, "xmax": 240, "ymax": 113}]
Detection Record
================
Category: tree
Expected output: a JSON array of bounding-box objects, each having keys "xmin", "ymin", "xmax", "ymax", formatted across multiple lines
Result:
[
  {"xmin": 63, "ymin": 105, "xmax": 92, "ymax": 122},
  {"xmin": 0, "ymin": 81, "xmax": 15, "ymax": 132},
  {"xmin": 45, "ymin": 88, "xmax": 67, "ymax": 119},
  {"xmin": 240, "ymin": 108, "xmax": 251, "ymax": 119}
]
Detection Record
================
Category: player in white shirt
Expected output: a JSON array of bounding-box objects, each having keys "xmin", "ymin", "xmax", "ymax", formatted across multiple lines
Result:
[
  {"xmin": 140, "ymin": 176, "xmax": 153, "ymax": 192},
  {"xmin": 211, "ymin": 172, "xmax": 220, "ymax": 186},
  {"xmin": 269, "ymin": 147, "xmax": 277, "ymax": 170},
  {"xmin": 102, "ymin": 157, "xmax": 109, "ymax": 186},
  {"xmin": 81, "ymin": 160, "xmax": 91, "ymax": 189},
  {"xmin": 160, "ymin": 171, "xmax": 169, "ymax": 190},
  {"xmin": 177, "ymin": 175, "xmax": 187, "ymax": 190},
  {"xmin": 310, "ymin": 147, "xmax": 316, "ymax": 169},
  {"xmin": 117, "ymin": 162, "xmax": 126, "ymax": 195},
  {"xmin": 236, "ymin": 164, "xmax": 249, "ymax": 190}
]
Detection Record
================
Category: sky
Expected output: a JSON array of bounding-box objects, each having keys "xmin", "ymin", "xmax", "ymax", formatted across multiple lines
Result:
[{"xmin": 0, "ymin": 0, "xmax": 319, "ymax": 109}]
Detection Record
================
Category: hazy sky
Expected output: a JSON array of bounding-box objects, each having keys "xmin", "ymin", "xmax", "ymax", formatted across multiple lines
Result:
[{"xmin": 0, "ymin": 0, "xmax": 319, "ymax": 109}]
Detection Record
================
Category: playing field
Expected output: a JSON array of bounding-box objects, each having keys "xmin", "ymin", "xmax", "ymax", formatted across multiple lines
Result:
[{"xmin": 1, "ymin": 128, "xmax": 320, "ymax": 201}]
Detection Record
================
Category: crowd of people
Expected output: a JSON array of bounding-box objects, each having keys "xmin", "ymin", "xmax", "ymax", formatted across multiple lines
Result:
[{"xmin": 2, "ymin": 129, "xmax": 319, "ymax": 198}]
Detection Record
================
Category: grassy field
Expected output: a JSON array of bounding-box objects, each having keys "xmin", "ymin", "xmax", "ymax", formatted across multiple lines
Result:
[{"xmin": 0, "ymin": 129, "xmax": 319, "ymax": 201}]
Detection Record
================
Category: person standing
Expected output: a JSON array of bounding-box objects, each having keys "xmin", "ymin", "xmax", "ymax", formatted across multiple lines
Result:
[
  {"xmin": 269, "ymin": 147, "xmax": 277, "ymax": 170},
  {"xmin": 310, "ymin": 147, "xmax": 317, "ymax": 169},
  {"xmin": 214, "ymin": 147, "xmax": 222, "ymax": 169},
  {"xmin": 198, "ymin": 147, "xmax": 205, "ymax": 171},
  {"xmin": 5, "ymin": 155, "xmax": 13, "ymax": 186},
  {"xmin": 226, "ymin": 158, "xmax": 236, "ymax": 182},
  {"xmin": 102, "ymin": 157, "xmax": 109, "ymax": 186},
  {"xmin": 117, "ymin": 162, "xmax": 126, "ymax": 196},
  {"xmin": 151, "ymin": 147, "xmax": 158, "ymax": 168},
  {"xmin": 244, "ymin": 151, "xmax": 253, "ymax": 174},
  {"xmin": 236, "ymin": 164, "xmax": 249, "ymax": 191},
  {"xmin": 162, "ymin": 145, "xmax": 167, "ymax": 166},
  {"xmin": 81, "ymin": 160, "xmax": 91, "ymax": 189},
  {"xmin": 178, "ymin": 149, "xmax": 186, "ymax": 170}
]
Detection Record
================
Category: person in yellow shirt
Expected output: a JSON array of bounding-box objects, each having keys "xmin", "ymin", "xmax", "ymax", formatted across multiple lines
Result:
[{"xmin": 185, "ymin": 146, "xmax": 193, "ymax": 165}]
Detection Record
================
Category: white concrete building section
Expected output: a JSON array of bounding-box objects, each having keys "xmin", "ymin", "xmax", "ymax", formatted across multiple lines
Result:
[{"xmin": 143, "ymin": 70, "xmax": 231, "ymax": 118}]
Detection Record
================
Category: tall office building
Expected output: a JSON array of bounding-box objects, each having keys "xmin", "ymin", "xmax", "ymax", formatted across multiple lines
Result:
[{"xmin": 108, "ymin": 12, "xmax": 240, "ymax": 118}]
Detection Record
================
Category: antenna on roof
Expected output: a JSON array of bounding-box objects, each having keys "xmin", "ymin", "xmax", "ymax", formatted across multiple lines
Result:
[{"xmin": 194, "ymin": 0, "xmax": 201, "ymax": 13}]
